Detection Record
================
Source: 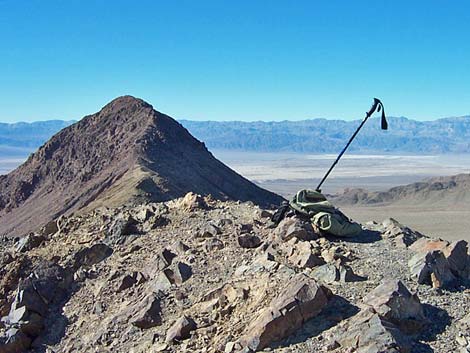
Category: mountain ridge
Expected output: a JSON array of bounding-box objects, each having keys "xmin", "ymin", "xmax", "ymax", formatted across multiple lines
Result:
[
  {"xmin": 331, "ymin": 173, "xmax": 470, "ymax": 206},
  {"xmin": 180, "ymin": 115, "xmax": 470, "ymax": 153},
  {"xmin": 2, "ymin": 115, "xmax": 470, "ymax": 154}
]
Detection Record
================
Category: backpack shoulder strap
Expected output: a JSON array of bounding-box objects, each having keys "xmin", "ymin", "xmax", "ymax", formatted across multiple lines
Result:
[{"xmin": 271, "ymin": 201, "xmax": 290, "ymax": 225}]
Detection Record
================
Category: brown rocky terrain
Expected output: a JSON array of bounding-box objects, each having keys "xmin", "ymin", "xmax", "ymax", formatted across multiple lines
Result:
[
  {"xmin": 1, "ymin": 97, "xmax": 470, "ymax": 353},
  {"xmin": 332, "ymin": 173, "xmax": 470, "ymax": 206},
  {"xmin": 0, "ymin": 194, "xmax": 470, "ymax": 353},
  {"xmin": 0, "ymin": 96, "xmax": 282, "ymax": 238}
]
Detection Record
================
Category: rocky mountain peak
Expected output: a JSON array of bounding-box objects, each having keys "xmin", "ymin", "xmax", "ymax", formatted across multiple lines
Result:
[
  {"xmin": 0, "ymin": 97, "xmax": 283, "ymax": 237},
  {"xmin": 101, "ymin": 95, "xmax": 152, "ymax": 112}
]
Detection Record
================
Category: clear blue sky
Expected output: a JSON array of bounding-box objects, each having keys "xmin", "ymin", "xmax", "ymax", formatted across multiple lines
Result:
[{"xmin": 1, "ymin": 0, "xmax": 469, "ymax": 122}]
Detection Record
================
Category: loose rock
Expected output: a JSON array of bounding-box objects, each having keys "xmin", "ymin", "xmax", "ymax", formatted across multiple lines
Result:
[
  {"xmin": 15, "ymin": 234, "xmax": 45, "ymax": 253},
  {"xmin": 74, "ymin": 243, "xmax": 113, "ymax": 268},
  {"xmin": 180, "ymin": 192, "xmax": 207, "ymax": 211},
  {"xmin": 204, "ymin": 238, "xmax": 225, "ymax": 251},
  {"xmin": 285, "ymin": 240, "xmax": 324, "ymax": 268},
  {"xmin": 105, "ymin": 214, "xmax": 139, "ymax": 245},
  {"xmin": 274, "ymin": 217, "xmax": 319, "ymax": 242},
  {"xmin": 117, "ymin": 272, "xmax": 146, "ymax": 292},
  {"xmin": 362, "ymin": 280, "xmax": 426, "ymax": 334},
  {"xmin": 312, "ymin": 263, "xmax": 366, "ymax": 284},
  {"xmin": 382, "ymin": 218, "xmax": 423, "ymax": 247},
  {"xmin": 333, "ymin": 309, "xmax": 412, "ymax": 353},
  {"xmin": 198, "ymin": 223, "xmax": 221, "ymax": 238},
  {"xmin": 165, "ymin": 315, "xmax": 197, "ymax": 343},
  {"xmin": 409, "ymin": 250, "xmax": 457, "ymax": 288},
  {"xmin": 237, "ymin": 234, "xmax": 262, "ymax": 249},
  {"xmin": 130, "ymin": 293, "xmax": 162, "ymax": 329},
  {"xmin": 239, "ymin": 274, "xmax": 331, "ymax": 350}
]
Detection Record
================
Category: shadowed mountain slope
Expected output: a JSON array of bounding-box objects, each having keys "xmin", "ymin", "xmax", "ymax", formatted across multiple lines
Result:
[{"xmin": 0, "ymin": 96, "xmax": 283, "ymax": 237}]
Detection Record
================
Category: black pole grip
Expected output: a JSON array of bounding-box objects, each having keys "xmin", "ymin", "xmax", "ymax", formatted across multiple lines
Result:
[{"xmin": 367, "ymin": 98, "xmax": 381, "ymax": 117}]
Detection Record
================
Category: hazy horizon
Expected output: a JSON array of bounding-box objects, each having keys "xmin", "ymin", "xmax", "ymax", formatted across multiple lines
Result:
[{"xmin": 2, "ymin": 112, "xmax": 470, "ymax": 125}]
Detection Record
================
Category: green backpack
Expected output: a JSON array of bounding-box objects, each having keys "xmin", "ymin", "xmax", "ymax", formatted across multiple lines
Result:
[{"xmin": 289, "ymin": 189, "xmax": 362, "ymax": 237}]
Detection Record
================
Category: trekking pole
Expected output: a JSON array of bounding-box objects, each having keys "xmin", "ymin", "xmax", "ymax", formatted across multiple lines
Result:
[{"xmin": 315, "ymin": 98, "xmax": 388, "ymax": 192}]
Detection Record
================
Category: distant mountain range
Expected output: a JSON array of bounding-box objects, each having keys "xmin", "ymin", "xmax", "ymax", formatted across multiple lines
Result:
[
  {"xmin": 1, "ymin": 116, "xmax": 470, "ymax": 154},
  {"xmin": 0, "ymin": 120, "xmax": 75, "ymax": 156},
  {"xmin": 181, "ymin": 116, "xmax": 470, "ymax": 154}
]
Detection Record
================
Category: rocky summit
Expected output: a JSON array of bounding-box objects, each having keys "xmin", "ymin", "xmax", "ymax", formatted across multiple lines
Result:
[
  {"xmin": 0, "ymin": 194, "xmax": 469, "ymax": 353},
  {"xmin": 0, "ymin": 96, "xmax": 282, "ymax": 237},
  {"xmin": 1, "ymin": 97, "xmax": 470, "ymax": 353}
]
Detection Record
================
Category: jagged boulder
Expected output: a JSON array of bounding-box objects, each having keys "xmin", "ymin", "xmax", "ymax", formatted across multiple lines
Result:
[
  {"xmin": 0, "ymin": 262, "xmax": 65, "ymax": 353},
  {"xmin": 2, "ymin": 306, "xmax": 44, "ymax": 337},
  {"xmin": 287, "ymin": 241, "xmax": 324, "ymax": 269},
  {"xmin": 73, "ymin": 243, "xmax": 113, "ymax": 269},
  {"xmin": 332, "ymin": 281, "xmax": 425, "ymax": 353},
  {"xmin": 362, "ymin": 280, "xmax": 426, "ymax": 334},
  {"xmin": 105, "ymin": 214, "xmax": 140, "ymax": 245},
  {"xmin": 238, "ymin": 274, "xmax": 331, "ymax": 350},
  {"xmin": 332, "ymin": 309, "xmax": 412, "ymax": 353},
  {"xmin": 154, "ymin": 261, "xmax": 192, "ymax": 292},
  {"xmin": 410, "ymin": 238, "xmax": 470, "ymax": 279},
  {"xmin": 156, "ymin": 248, "xmax": 177, "ymax": 270},
  {"xmin": 164, "ymin": 262, "xmax": 193, "ymax": 285},
  {"xmin": 11, "ymin": 283, "xmax": 48, "ymax": 317},
  {"xmin": 312, "ymin": 263, "xmax": 366, "ymax": 284},
  {"xmin": 320, "ymin": 245, "xmax": 355, "ymax": 264},
  {"xmin": 274, "ymin": 217, "xmax": 319, "ymax": 242},
  {"xmin": 381, "ymin": 218, "xmax": 423, "ymax": 247},
  {"xmin": 15, "ymin": 234, "xmax": 45, "ymax": 253},
  {"xmin": 192, "ymin": 282, "xmax": 249, "ymax": 317},
  {"xmin": 443, "ymin": 240, "xmax": 470, "ymax": 278},
  {"xmin": 40, "ymin": 220, "xmax": 59, "ymax": 238},
  {"xmin": 0, "ymin": 255, "xmax": 32, "ymax": 318},
  {"xmin": 116, "ymin": 272, "xmax": 147, "ymax": 292},
  {"xmin": 165, "ymin": 315, "xmax": 197, "ymax": 343},
  {"xmin": 409, "ymin": 250, "xmax": 457, "ymax": 288},
  {"xmin": 129, "ymin": 293, "xmax": 162, "ymax": 329},
  {"xmin": 133, "ymin": 205, "xmax": 155, "ymax": 222},
  {"xmin": 154, "ymin": 271, "xmax": 173, "ymax": 292}
]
